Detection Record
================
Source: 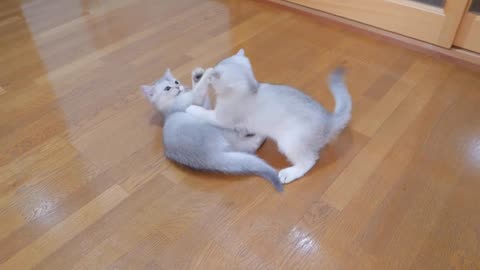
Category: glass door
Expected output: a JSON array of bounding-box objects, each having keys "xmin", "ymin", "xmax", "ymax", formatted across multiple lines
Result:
[
  {"xmin": 285, "ymin": 0, "xmax": 470, "ymax": 47},
  {"xmin": 454, "ymin": 0, "xmax": 480, "ymax": 53}
]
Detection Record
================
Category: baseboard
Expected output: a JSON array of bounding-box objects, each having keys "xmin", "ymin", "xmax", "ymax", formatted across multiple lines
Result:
[{"xmin": 265, "ymin": 0, "xmax": 480, "ymax": 70}]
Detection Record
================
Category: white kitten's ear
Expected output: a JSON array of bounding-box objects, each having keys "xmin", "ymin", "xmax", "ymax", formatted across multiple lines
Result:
[
  {"xmin": 141, "ymin": 85, "xmax": 154, "ymax": 97},
  {"xmin": 236, "ymin": 48, "xmax": 245, "ymax": 56}
]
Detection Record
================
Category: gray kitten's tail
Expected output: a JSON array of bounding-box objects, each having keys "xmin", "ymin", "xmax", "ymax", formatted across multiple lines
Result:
[
  {"xmin": 208, "ymin": 152, "xmax": 284, "ymax": 192},
  {"xmin": 327, "ymin": 67, "xmax": 352, "ymax": 140}
]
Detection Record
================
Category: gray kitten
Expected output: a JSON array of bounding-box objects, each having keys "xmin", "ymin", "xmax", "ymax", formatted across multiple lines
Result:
[{"xmin": 141, "ymin": 68, "xmax": 283, "ymax": 192}]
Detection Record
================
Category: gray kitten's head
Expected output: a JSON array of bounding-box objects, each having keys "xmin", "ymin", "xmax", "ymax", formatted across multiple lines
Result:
[
  {"xmin": 211, "ymin": 49, "xmax": 259, "ymax": 97},
  {"xmin": 141, "ymin": 69, "xmax": 185, "ymax": 112}
]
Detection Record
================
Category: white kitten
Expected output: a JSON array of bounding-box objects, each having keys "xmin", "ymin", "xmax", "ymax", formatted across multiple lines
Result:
[{"xmin": 186, "ymin": 49, "xmax": 352, "ymax": 184}]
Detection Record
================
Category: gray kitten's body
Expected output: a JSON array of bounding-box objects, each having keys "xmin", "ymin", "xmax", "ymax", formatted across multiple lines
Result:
[{"xmin": 142, "ymin": 68, "xmax": 283, "ymax": 192}]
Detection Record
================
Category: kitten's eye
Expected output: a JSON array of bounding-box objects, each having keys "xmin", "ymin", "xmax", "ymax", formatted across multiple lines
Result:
[
  {"xmin": 164, "ymin": 86, "xmax": 171, "ymax": 91},
  {"xmin": 175, "ymin": 80, "xmax": 179, "ymax": 85}
]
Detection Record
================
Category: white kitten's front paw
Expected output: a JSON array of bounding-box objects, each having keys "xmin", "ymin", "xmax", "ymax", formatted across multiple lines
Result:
[
  {"xmin": 279, "ymin": 167, "xmax": 304, "ymax": 184},
  {"xmin": 192, "ymin": 67, "xmax": 205, "ymax": 83},
  {"xmin": 186, "ymin": 105, "xmax": 206, "ymax": 117}
]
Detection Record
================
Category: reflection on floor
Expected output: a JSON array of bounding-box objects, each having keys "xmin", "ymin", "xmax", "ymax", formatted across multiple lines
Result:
[{"xmin": 1, "ymin": 0, "xmax": 479, "ymax": 269}]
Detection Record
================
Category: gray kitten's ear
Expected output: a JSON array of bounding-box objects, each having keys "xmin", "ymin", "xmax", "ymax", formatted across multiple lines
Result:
[
  {"xmin": 163, "ymin": 68, "xmax": 173, "ymax": 79},
  {"xmin": 141, "ymin": 85, "xmax": 154, "ymax": 98},
  {"xmin": 236, "ymin": 48, "xmax": 245, "ymax": 56}
]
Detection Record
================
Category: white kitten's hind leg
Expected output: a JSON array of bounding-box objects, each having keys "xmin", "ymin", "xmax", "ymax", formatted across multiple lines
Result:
[
  {"xmin": 279, "ymin": 164, "xmax": 313, "ymax": 184},
  {"xmin": 277, "ymin": 138, "xmax": 318, "ymax": 184}
]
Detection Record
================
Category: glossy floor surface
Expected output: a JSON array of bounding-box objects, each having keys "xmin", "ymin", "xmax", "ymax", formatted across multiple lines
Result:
[{"xmin": 1, "ymin": 0, "xmax": 480, "ymax": 269}]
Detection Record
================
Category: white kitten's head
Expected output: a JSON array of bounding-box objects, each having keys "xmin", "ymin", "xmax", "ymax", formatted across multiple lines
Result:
[
  {"xmin": 211, "ymin": 49, "xmax": 258, "ymax": 97},
  {"xmin": 141, "ymin": 69, "xmax": 185, "ymax": 112}
]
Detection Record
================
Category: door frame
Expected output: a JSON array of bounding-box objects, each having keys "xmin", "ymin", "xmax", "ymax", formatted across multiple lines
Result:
[
  {"xmin": 284, "ymin": 0, "xmax": 470, "ymax": 47},
  {"xmin": 454, "ymin": 0, "xmax": 480, "ymax": 53}
]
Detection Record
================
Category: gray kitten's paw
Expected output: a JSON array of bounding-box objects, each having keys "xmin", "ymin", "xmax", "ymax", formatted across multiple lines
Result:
[{"xmin": 192, "ymin": 67, "xmax": 205, "ymax": 83}]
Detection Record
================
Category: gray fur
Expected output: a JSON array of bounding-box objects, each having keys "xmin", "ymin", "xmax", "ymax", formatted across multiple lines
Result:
[
  {"xmin": 142, "ymin": 68, "xmax": 283, "ymax": 192},
  {"xmin": 327, "ymin": 67, "xmax": 352, "ymax": 141}
]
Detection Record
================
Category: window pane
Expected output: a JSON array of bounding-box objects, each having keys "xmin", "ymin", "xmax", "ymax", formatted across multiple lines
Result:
[{"xmin": 410, "ymin": 0, "xmax": 445, "ymax": 7}]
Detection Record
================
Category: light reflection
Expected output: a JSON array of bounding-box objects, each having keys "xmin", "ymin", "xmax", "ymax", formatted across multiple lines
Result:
[{"xmin": 288, "ymin": 226, "xmax": 320, "ymax": 255}]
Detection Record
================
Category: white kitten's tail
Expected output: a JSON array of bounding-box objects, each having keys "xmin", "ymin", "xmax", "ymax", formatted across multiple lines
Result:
[
  {"xmin": 327, "ymin": 67, "xmax": 352, "ymax": 140},
  {"xmin": 208, "ymin": 152, "xmax": 284, "ymax": 192}
]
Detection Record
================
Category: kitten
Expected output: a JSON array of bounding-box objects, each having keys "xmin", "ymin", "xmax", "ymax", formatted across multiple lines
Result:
[
  {"xmin": 186, "ymin": 49, "xmax": 352, "ymax": 184},
  {"xmin": 141, "ymin": 67, "xmax": 283, "ymax": 192}
]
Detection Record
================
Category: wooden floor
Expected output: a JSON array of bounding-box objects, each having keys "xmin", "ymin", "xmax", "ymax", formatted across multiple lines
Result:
[{"xmin": 1, "ymin": 0, "xmax": 480, "ymax": 269}]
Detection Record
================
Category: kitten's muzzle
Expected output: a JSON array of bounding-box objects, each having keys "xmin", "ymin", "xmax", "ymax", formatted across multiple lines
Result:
[{"xmin": 175, "ymin": 86, "xmax": 185, "ymax": 96}]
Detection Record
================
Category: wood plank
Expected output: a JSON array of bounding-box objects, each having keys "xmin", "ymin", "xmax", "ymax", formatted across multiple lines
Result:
[
  {"xmin": 186, "ymin": 11, "xmax": 291, "ymax": 58},
  {"xmin": 0, "ymin": 185, "xmax": 128, "ymax": 270},
  {"xmin": 352, "ymin": 56, "xmax": 432, "ymax": 136},
  {"xmin": 321, "ymin": 62, "xmax": 453, "ymax": 210},
  {"xmin": 1, "ymin": 0, "xmax": 480, "ymax": 269}
]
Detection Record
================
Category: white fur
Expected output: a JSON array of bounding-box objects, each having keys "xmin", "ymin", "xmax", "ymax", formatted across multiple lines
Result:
[{"xmin": 187, "ymin": 49, "xmax": 352, "ymax": 184}]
